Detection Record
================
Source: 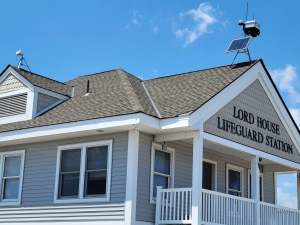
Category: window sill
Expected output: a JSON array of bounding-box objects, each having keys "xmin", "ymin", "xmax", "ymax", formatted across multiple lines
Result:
[
  {"xmin": 54, "ymin": 197, "xmax": 110, "ymax": 204},
  {"xmin": 0, "ymin": 201, "xmax": 21, "ymax": 206}
]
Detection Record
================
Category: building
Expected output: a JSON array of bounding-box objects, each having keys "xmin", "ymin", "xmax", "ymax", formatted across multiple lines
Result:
[{"xmin": 0, "ymin": 59, "xmax": 299, "ymax": 225}]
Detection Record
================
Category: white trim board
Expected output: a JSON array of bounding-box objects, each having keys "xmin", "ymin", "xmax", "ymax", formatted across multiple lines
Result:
[
  {"xmin": 0, "ymin": 222, "xmax": 125, "ymax": 225},
  {"xmin": 248, "ymin": 169, "xmax": 264, "ymax": 201},
  {"xmin": 54, "ymin": 140, "xmax": 113, "ymax": 204},
  {"xmin": 150, "ymin": 142, "xmax": 175, "ymax": 204}
]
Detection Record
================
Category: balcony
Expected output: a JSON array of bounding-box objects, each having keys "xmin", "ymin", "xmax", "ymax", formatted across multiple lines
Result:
[{"xmin": 155, "ymin": 187, "xmax": 300, "ymax": 225}]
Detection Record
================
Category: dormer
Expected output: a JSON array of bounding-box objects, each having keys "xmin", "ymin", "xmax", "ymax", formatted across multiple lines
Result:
[{"xmin": 0, "ymin": 65, "xmax": 70, "ymax": 124}]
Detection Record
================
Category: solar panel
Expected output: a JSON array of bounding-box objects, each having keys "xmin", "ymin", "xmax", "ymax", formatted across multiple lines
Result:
[{"xmin": 227, "ymin": 37, "xmax": 252, "ymax": 53}]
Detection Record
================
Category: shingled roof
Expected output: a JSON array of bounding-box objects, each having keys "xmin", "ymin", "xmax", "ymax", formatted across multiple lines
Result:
[
  {"xmin": 0, "ymin": 60, "xmax": 263, "ymax": 133},
  {"xmin": 144, "ymin": 60, "xmax": 260, "ymax": 118}
]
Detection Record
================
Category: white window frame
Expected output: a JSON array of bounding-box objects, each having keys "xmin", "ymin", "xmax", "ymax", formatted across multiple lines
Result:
[
  {"xmin": 226, "ymin": 163, "xmax": 244, "ymax": 197},
  {"xmin": 0, "ymin": 150, "xmax": 25, "ymax": 206},
  {"xmin": 150, "ymin": 142, "xmax": 175, "ymax": 204},
  {"xmin": 54, "ymin": 140, "xmax": 113, "ymax": 204},
  {"xmin": 247, "ymin": 169, "xmax": 264, "ymax": 201},
  {"xmin": 203, "ymin": 158, "xmax": 218, "ymax": 191}
]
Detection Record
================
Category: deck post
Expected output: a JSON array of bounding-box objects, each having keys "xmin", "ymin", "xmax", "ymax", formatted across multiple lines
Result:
[
  {"xmin": 155, "ymin": 186, "xmax": 163, "ymax": 225},
  {"xmin": 251, "ymin": 155, "xmax": 260, "ymax": 225},
  {"xmin": 297, "ymin": 173, "xmax": 300, "ymax": 210},
  {"xmin": 192, "ymin": 136, "xmax": 203, "ymax": 225},
  {"xmin": 125, "ymin": 130, "xmax": 139, "ymax": 225}
]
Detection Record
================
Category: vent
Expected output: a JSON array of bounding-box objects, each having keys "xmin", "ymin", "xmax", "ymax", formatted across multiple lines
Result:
[{"xmin": 0, "ymin": 93, "xmax": 27, "ymax": 118}]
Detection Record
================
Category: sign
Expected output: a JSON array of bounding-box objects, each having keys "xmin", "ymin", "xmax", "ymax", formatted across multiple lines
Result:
[{"xmin": 217, "ymin": 106, "xmax": 293, "ymax": 154}]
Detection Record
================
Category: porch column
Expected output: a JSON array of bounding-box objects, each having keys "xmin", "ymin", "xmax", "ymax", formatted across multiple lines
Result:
[
  {"xmin": 297, "ymin": 173, "xmax": 300, "ymax": 210},
  {"xmin": 251, "ymin": 155, "xmax": 260, "ymax": 225},
  {"xmin": 192, "ymin": 136, "xmax": 203, "ymax": 225},
  {"xmin": 125, "ymin": 130, "xmax": 139, "ymax": 225}
]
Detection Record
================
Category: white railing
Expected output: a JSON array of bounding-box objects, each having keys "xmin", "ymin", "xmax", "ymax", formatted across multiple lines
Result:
[
  {"xmin": 202, "ymin": 189, "xmax": 255, "ymax": 225},
  {"xmin": 155, "ymin": 186, "xmax": 192, "ymax": 224},
  {"xmin": 260, "ymin": 202, "xmax": 300, "ymax": 225}
]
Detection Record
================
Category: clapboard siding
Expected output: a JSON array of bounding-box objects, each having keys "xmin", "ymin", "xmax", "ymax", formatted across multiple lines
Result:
[
  {"xmin": 136, "ymin": 136, "xmax": 275, "ymax": 223},
  {"xmin": 0, "ymin": 132, "xmax": 127, "ymax": 222}
]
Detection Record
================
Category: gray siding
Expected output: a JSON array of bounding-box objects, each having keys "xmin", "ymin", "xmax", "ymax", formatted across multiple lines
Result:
[
  {"xmin": 136, "ymin": 136, "xmax": 275, "ymax": 223},
  {"xmin": 0, "ymin": 132, "xmax": 127, "ymax": 222}
]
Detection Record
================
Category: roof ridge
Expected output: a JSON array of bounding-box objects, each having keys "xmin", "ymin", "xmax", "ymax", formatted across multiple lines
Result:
[
  {"xmin": 10, "ymin": 65, "xmax": 69, "ymax": 86},
  {"xmin": 144, "ymin": 59, "xmax": 261, "ymax": 81},
  {"xmin": 66, "ymin": 69, "xmax": 122, "ymax": 83},
  {"xmin": 117, "ymin": 70, "xmax": 144, "ymax": 112}
]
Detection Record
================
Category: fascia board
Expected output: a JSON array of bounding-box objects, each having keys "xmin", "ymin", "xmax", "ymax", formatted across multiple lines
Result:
[
  {"xmin": 189, "ymin": 63, "xmax": 262, "ymax": 127},
  {"xmin": 160, "ymin": 116, "xmax": 190, "ymax": 130},
  {"xmin": 0, "ymin": 113, "xmax": 149, "ymax": 142},
  {"xmin": 1, "ymin": 67, "xmax": 34, "ymax": 91},
  {"xmin": 256, "ymin": 63, "xmax": 300, "ymax": 154}
]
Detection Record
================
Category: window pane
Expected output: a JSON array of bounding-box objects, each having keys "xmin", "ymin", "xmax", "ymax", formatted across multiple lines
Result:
[
  {"xmin": 153, "ymin": 174, "xmax": 168, "ymax": 197},
  {"xmin": 61, "ymin": 174, "xmax": 80, "ymax": 197},
  {"xmin": 86, "ymin": 146, "xmax": 108, "ymax": 170},
  {"xmin": 61, "ymin": 149, "xmax": 81, "ymax": 172},
  {"xmin": 229, "ymin": 169, "xmax": 241, "ymax": 191},
  {"xmin": 86, "ymin": 171, "xmax": 107, "ymax": 196},
  {"xmin": 3, "ymin": 178, "xmax": 19, "ymax": 199},
  {"xmin": 4, "ymin": 156, "xmax": 21, "ymax": 177},
  {"xmin": 229, "ymin": 190, "xmax": 240, "ymax": 196},
  {"xmin": 154, "ymin": 150, "xmax": 170, "ymax": 175}
]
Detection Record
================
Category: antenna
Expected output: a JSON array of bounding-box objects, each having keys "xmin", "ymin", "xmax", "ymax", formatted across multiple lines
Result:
[
  {"xmin": 246, "ymin": 2, "xmax": 248, "ymax": 21},
  {"xmin": 16, "ymin": 50, "xmax": 31, "ymax": 72},
  {"xmin": 228, "ymin": 2, "xmax": 261, "ymax": 67}
]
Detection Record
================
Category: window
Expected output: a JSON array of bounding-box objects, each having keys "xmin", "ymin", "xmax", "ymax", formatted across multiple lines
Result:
[
  {"xmin": 248, "ymin": 170, "xmax": 264, "ymax": 201},
  {"xmin": 54, "ymin": 140, "xmax": 112, "ymax": 203},
  {"xmin": 0, "ymin": 150, "xmax": 25, "ymax": 205},
  {"xmin": 226, "ymin": 164, "xmax": 243, "ymax": 197},
  {"xmin": 150, "ymin": 143, "xmax": 174, "ymax": 204}
]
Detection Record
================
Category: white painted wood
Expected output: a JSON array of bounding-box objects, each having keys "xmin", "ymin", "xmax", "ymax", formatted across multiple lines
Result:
[
  {"xmin": 298, "ymin": 173, "xmax": 300, "ymax": 210},
  {"xmin": 0, "ymin": 221, "xmax": 125, "ymax": 225},
  {"xmin": 150, "ymin": 142, "xmax": 175, "ymax": 204},
  {"xmin": 192, "ymin": 136, "xmax": 203, "ymax": 225},
  {"xmin": 251, "ymin": 155, "xmax": 260, "ymax": 225},
  {"xmin": 125, "ymin": 130, "xmax": 139, "ymax": 225},
  {"xmin": 155, "ymin": 187, "xmax": 192, "ymax": 224},
  {"xmin": 260, "ymin": 201, "xmax": 300, "ymax": 225},
  {"xmin": 154, "ymin": 130, "xmax": 199, "ymax": 142},
  {"xmin": 202, "ymin": 189, "xmax": 255, "ymax": 225},
  {"xmin": 54, "ymin": 140, "xmax": 113, "ymax": 204},
  {"xmin": 0, "ymin": 150, "xmax": 25, "ymax": 206}
]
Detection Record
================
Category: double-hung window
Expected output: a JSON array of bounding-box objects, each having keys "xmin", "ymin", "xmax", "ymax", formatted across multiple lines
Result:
[
  {"xmin": 226, "ymin": 164, "xmax": 243, "ymax": 197},
  {"xmin": 0, "ymin": 150, "xmax": 25, "ymax": 205},
  {"xmin": 150, "ymin": 143, "xmax": 174, "ymax": 204},
  {"xmin": 54, "ymin": 140, "xmax": 112, "ymax": 203}
]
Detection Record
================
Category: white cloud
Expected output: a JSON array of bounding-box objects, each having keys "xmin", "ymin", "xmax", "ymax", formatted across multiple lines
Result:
[
  {"xmin": 132, "ymin": 19, "xmax": 139, "ymax": 25},
  {"xmin": 270, "ymin": 65, "xmax": 300, "ymax": 103},
  {"xmin": 175, "ymin": 3, "xmax": 218, "ymax": 46},
  {"xmin": 277, "ymin": 188, "xmax": 297, "ymax": 209},
  {"xmin": 154, "ymin": 69, "xmax": 157, "ymax": 73},
  {"xmin": 153, "ymin": 26, "xmax": 159, "ymax": 33},
  {"xmin": 133, "ymin": 11, "xmax": 142, "ymax": 18},
  {"xmin": 290, "ymin": 108, "xmax": 300, "ymax": 128},
  {"xmin": 283, "ymin": 181, "xmax": 295, "ymax": 188},
  {"xmin": 138, "ymin": 76, "xmax": 143, "ymax": 80}
]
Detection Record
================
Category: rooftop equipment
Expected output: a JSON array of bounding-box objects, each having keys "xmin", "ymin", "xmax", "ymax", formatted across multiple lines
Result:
[
  {"xmin": 227, "ymin": 2, "xmax": 261, "ymax": 68},
  {"xmin": 16, "ymin": 50, "xmax": 31, "ymax": 72}
]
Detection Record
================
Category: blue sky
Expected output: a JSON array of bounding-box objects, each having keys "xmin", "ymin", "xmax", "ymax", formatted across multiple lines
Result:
[{"xmin": 0, "ymin": 0, "xmax": 299, "ymax": 208}]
